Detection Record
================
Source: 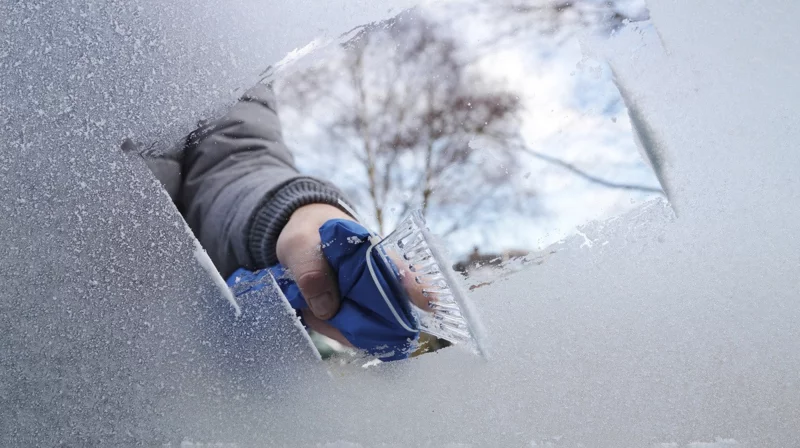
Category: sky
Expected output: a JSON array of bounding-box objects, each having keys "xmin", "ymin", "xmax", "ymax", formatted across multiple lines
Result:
[
  {"xmin": 277, "ymin": 0, "xmax": 662, "ymax": 261},
  {"xmin": 464, "ymin": 37, "xmax": 661, "ymax": 254}
]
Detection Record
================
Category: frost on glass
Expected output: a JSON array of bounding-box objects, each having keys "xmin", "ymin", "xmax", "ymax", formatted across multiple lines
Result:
[
  {"xmin": 2, "ymin": 0, "xmax": 800, "ymax": 447},
  {"xmin": 0, "ymin": 0, "xmax": 415, "ymax": 445}
]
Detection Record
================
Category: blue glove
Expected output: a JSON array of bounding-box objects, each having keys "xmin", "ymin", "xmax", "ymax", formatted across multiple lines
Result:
[{"xmin": 228, "ymin": 219, "xmax": 419, "ymax": 361}]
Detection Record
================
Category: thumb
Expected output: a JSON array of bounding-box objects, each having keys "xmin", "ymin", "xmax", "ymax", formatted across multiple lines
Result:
[
  {"xmin": 294, "ymin": 260, "xmax": 340, "ymax": 320},
  {"xmin": 277, "ymin": 230, "xmax": 341, "ymax": 320},
  {"xmin": 276, "ymin": 204, "xmax": 351, "ymax": 320}
]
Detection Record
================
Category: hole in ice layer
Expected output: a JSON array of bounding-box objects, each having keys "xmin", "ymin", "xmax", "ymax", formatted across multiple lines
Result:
[{"xmin": 266, "ymin": 1, "xmax": 668, "ymax": 357}]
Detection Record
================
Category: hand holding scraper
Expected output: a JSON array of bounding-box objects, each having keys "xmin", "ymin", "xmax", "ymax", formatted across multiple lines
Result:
[
  {"xmin": 135, "ymin": 84, "xmax": 484, "ymax": 361},
  {"xmin": 228, "ymin": 205, "xmax": 485, "ymax": 361}
]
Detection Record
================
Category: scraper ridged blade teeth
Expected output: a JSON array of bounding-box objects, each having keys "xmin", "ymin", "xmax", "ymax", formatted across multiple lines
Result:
[
  {"xmin": 434, "ymin": 311, "xmax": 466, "ymax": 326},
  {"xmin": 418, "ymin": 265, "xmax": 442, "ymax": 276},
  {"xmin": 377, "ymin": 210, "xmax": 478, "ymax": 347},
  {"xmin": 429, "ymin": 301, "xmax": 460, "ymax": 313},
  {"xmin": 439, "ymin": 325, "xmax": 472, "ymax": 341}
]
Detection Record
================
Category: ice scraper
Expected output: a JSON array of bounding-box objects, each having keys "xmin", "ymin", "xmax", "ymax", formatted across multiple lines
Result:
[{"xmin": 228, "ymin": 208, "xmax": 486, "ymax": 361}]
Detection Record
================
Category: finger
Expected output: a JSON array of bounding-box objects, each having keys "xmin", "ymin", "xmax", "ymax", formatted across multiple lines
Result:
[
  {"xmin": 400, "ymin": 267, "xmax": 434, "ymax": 311},
  {"xmin": 388, "ymin": 250, "xmax": 433, "ymax": 311},
  {"xmin": 302, "ymin": 309, "xmax": 353, "ymax": 348}
]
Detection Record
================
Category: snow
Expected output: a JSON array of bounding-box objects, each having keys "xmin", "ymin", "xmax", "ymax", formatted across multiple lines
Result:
[{"xmin": 3, "ymin": 0, "xmax": 800, "ymax": 446}]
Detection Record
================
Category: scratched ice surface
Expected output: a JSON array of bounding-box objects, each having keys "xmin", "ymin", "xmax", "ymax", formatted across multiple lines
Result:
[
  {"xmin": 2, "ymin": 0, "xmax": 800, "ymax": 446},
  {"xmin": 0, "ymin": 0, "xmax": 415, "ymax": 445}
]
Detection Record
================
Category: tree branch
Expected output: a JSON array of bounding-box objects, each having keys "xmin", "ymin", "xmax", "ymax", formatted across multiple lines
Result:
[
  {"xmin": 439, "ymin": 183, "xmax": 498, "ymax": 237},
  {"xmin": 521, "ymin": 147, "xmax": 663, "ymax": 194}
]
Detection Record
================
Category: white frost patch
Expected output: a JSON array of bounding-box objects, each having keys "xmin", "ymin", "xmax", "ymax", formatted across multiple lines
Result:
[
  {"xmin": 687, "ymin": 439, "xmax": 740, "ymax": 448},
  {"xmin": 575, "ymin": 229, "xmax": 594, "ymax": 248},
  {"xmin": 657, "ymin": 439, "xmax": 739, "ymax": 448},
  {"xmin": 316, "ymin": 442, "xmax": 364, "ymax": 448},
  {"xmin": 179, "ymin": 440, "xmax": 240, "ymax": 447},
  {"xmin": 280, "ymin": 38, "xmax": 327, "ymax": 65},
  {"xmin": 271, "ymin": 37, "xmax": 332, "ymax": 76},
  {"xmin": 361, "ymin": 358, "xmax": 382, "ymax": 369}
]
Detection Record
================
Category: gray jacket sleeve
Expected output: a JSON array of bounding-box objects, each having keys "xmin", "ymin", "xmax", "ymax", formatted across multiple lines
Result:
[{"xmin": 179, "ymin": 83, "xmax": 348, "ymax": 278}]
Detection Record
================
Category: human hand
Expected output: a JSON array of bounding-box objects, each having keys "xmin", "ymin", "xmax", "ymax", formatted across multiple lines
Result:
[
  {"xmin": 275, "ymin": 203, "xmax": 432, "ymax": 347},
  {"xmin": 276, "ymin": 203, "xmax": 350, "ymax": 342}
]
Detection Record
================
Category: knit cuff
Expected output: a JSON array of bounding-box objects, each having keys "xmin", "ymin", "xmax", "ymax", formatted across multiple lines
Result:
[{"xmin": 247, "ymin": 178, "xmax": 350, "ymax": 268}]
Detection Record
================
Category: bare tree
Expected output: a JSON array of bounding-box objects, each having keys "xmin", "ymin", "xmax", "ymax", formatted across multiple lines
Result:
[
  {"xmin": 277, "ymin": 2, "xmax": 659, "ymax": 243},
  {"xmin": 445, "ymin": 0, "xmax": 651, "ymax": 51},
  {"xmin": 278, "ymin": 11, "xmax": 537, "ymax": 236}
]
